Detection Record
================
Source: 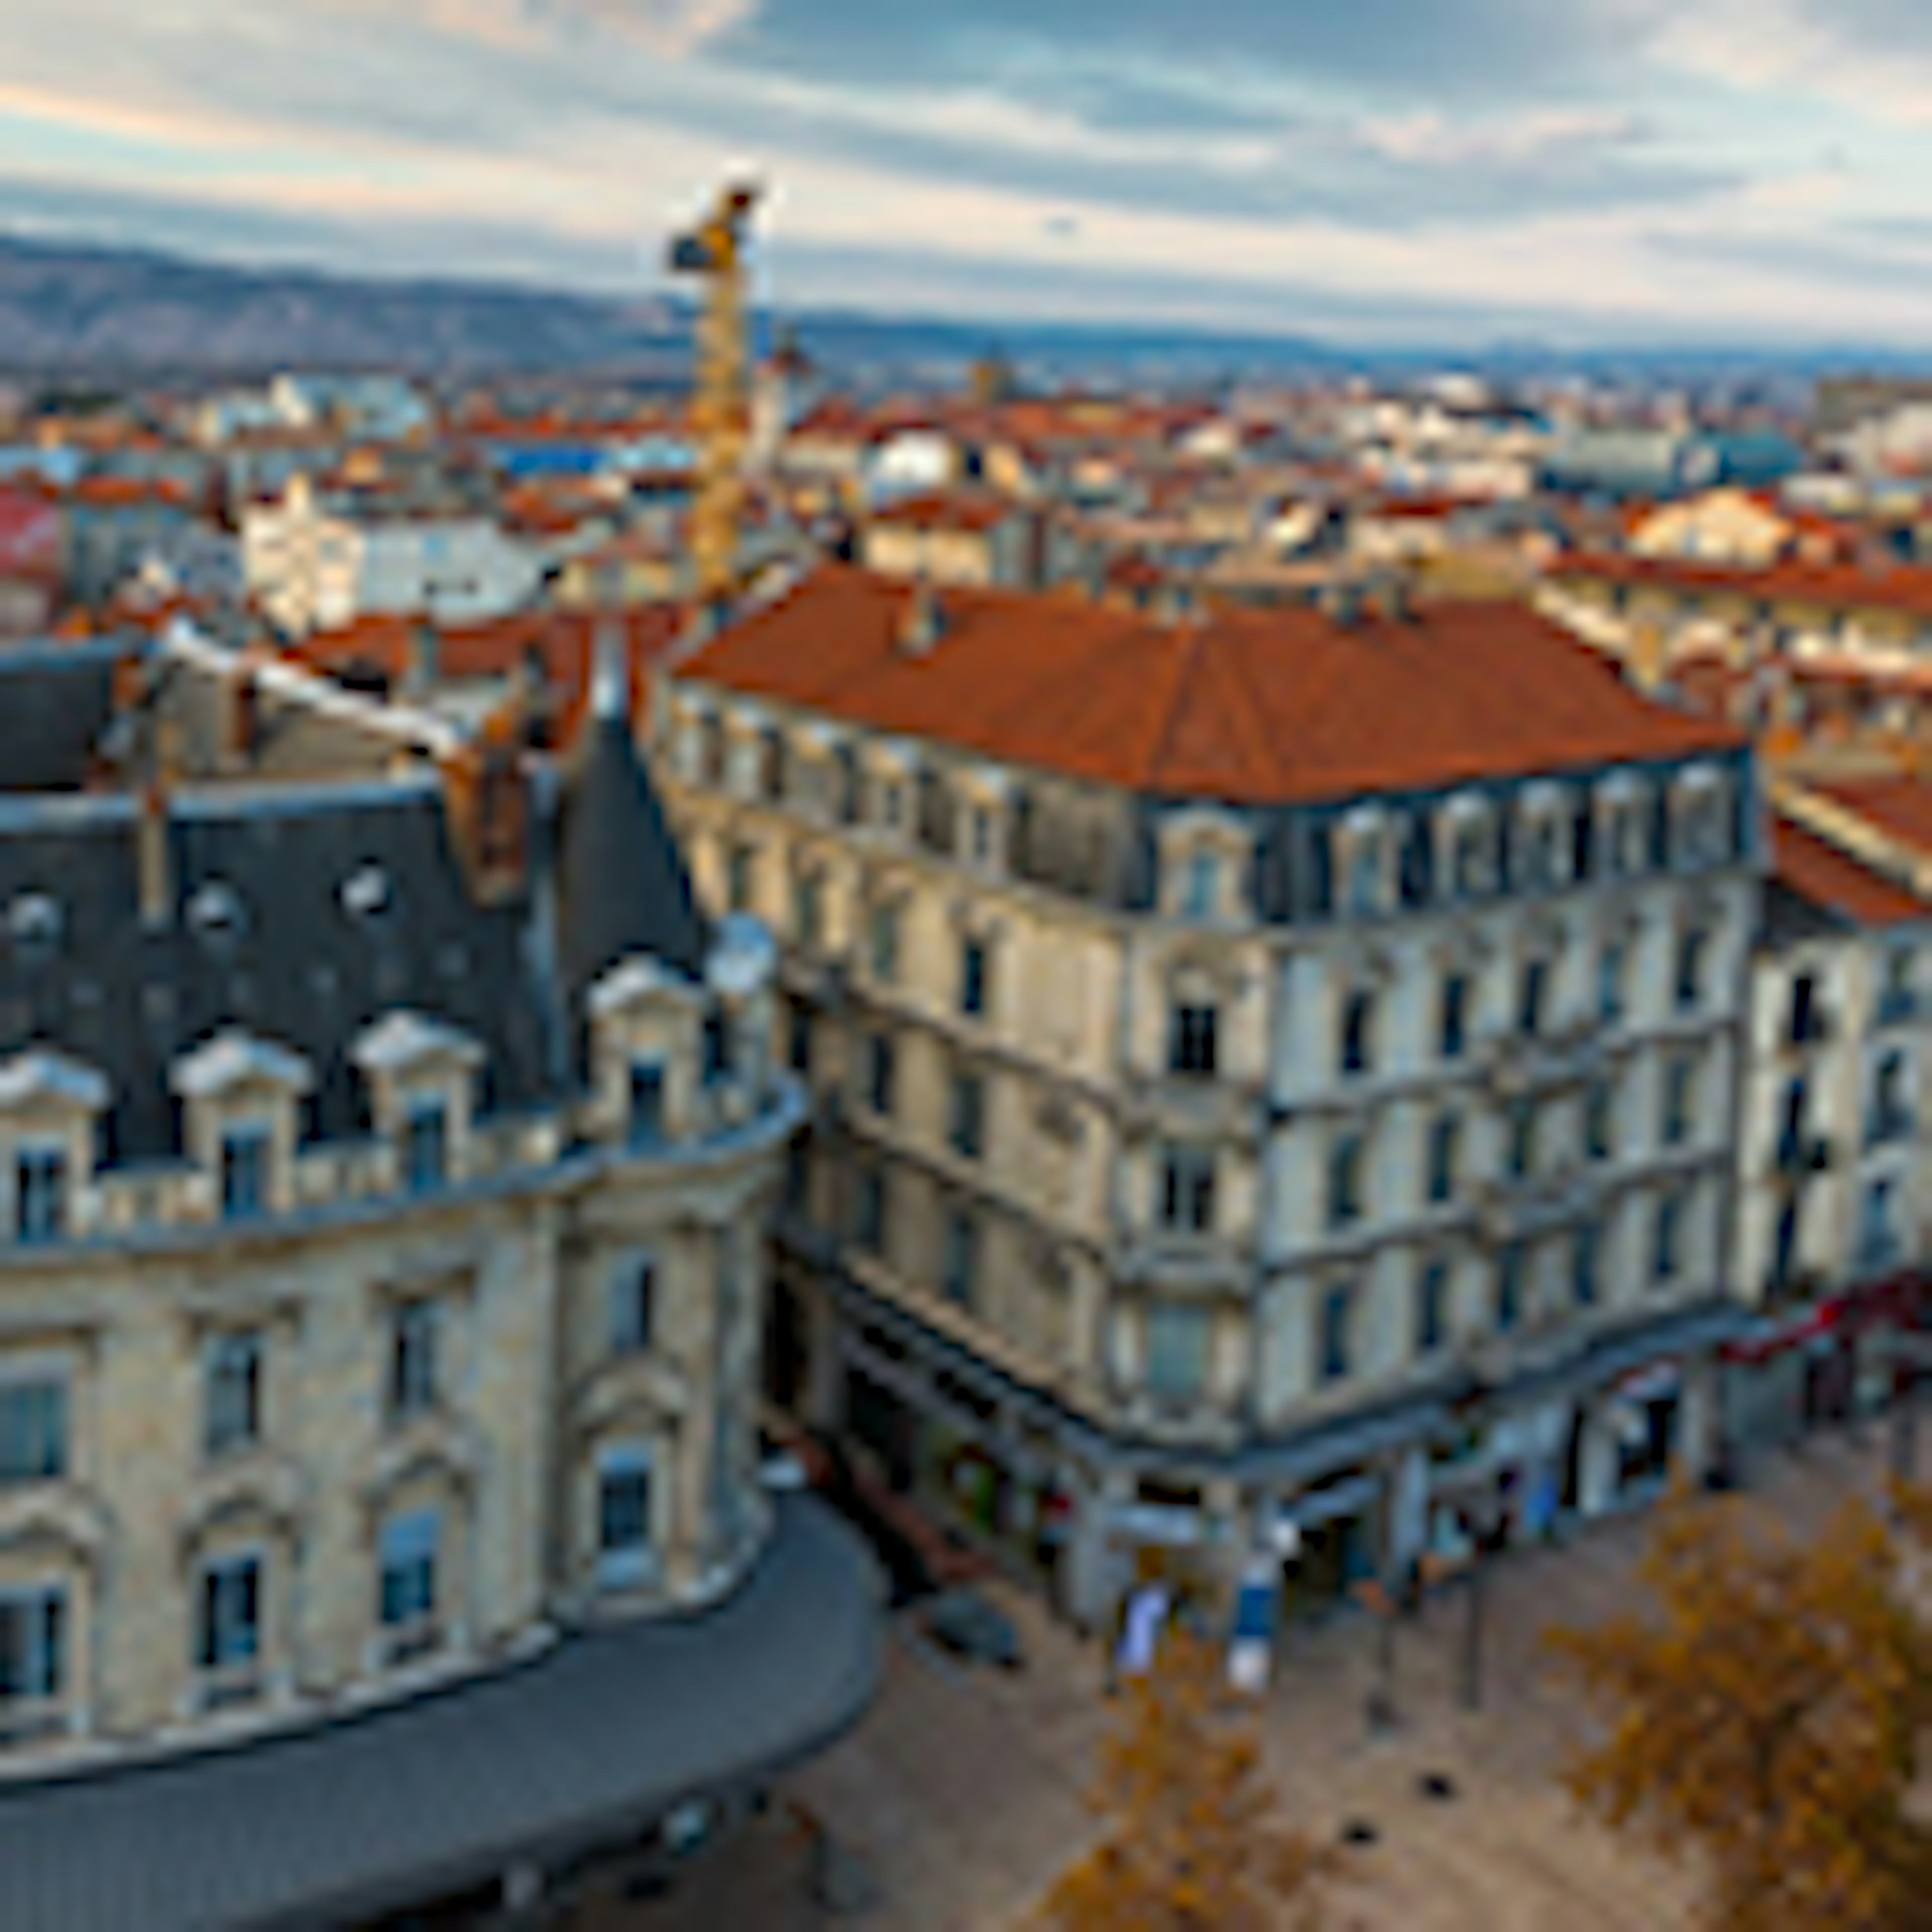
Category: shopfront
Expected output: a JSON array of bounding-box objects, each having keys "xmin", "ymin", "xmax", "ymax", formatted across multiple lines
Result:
[{"xmin": 1273, "ymin": 1469, "xmax": 1382, "ymax": 1620}]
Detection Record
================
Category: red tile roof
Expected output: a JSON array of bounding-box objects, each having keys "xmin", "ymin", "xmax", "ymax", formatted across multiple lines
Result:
[
  {"xmin": 1806, "ymin": 777, "xmax": 1932, "ymax": 860},
  {"xmin": 1772, "ymin": 813, "xmax": 1927, "ymax": 926},
  {"xmin": 677, "ymin": 566, "xmax": 1744, "ymax": 804},
  {"xmin": 868, "ymin": 489, "xmax": 1016, "ymax": 535},
  {"xmin": 1554, "ymin": 550, "xmax": 1932, "ymax": 619}
]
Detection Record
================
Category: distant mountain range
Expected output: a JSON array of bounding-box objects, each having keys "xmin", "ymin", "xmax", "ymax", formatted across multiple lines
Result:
[{"xmin": 1, "ymin": 230, "xmax": 1929, "ymax": 388}]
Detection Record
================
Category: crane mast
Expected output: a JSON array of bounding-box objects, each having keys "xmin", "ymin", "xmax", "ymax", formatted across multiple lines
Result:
[{"xmin": 667, "ymin": 182, "xmax": 760, "ymax": 612}]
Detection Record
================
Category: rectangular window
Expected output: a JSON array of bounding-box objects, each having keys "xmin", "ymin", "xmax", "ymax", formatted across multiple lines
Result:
[
  {"xmin": 852, "ymin": 1165, "xmax": 887, "ymax": 1255},
  {"xmin": 1585, "ymin": 1078, "xmax": 1616, "ymax": 1163},
  {"xmin": 1869, "ymin": 1052, "xmax": 1911, "ymax": 1146},
  {"xmin": 793, "ymin": 870, "xmax": 824, "ymax": 953},
  {"xmin": 0, "ymin": 1381, "xmax": 64, "ymax": 1486},
  {"xmin": 198, "ymin": 1554, "xmax": 261, "ymax": 1673},
  {"xmin": 959, "ymin": 936, "xmax": 990, "ymax": 1019},
  {"xmin": 628, "ymin": 1059, "xmax": 667, "ymax": 1147},
  {"xmin": 863, "ymin": 1032, "xmax": 897, "ymax": 1117},
  {"xmin": 1181, "ymin": 848, "xmax": 1221, "ymax": 923},
  {"xmin": 948, "ymin": 1070, "xmax": 986, "ymax": 1161},
  {"xmin": 1160, "ymin": 1144, "xmax": 1217, "ymax": 1235},
  {"xmin": 1426, "ymin": 1113, "xmax": 1459, "ymax": 1206},
  {"xmin": 1654, "ymin": 1188, "xmax": 1687, "ymax": 1282},
  {"xmin": 389, "ymin": 1299, "xmax": 439, "ymax": 1419},
  {"xmin": 12, "ymin": 1146, "xmax": 65, "ymax": 1245},
  {"xmin": 1772, "ymin": 1197, "xmax": 1801, "ymax": 1289},
  {"xmin": 608, "ymin": 1256, "xmax": 656, "ymax": 1355},
  {"xmin": 0, "ymin": 1588, "xmax": 63, "ymax": 1710},
  {"xmin": 378, "ymin": 1509, "xmax": 439, "ymax": 1641},
  {"xmin": 1439, "ymin": 973, "xmax": 1469, "ymax": 1061},
  {"xmin": 940, "ymin": 1209, "xmax": 978, "ymax": 1309},
  {"xmin": 867, "ymin": 902, "xmax": 900, "ymax": 985},
  {"xmin": 1496, "ymin": 1245, "xmax": 1526, "ymax": 1331},
  {"xmin": 1168, "ymin": 1003, "xmax": 1218, "ymax": 1078},
  {"xmin": 401, "ymin": 1097, "xmax": 447, "ymax": 1194},
  {"xmin": 1145, "ymin": 1303, "xmax": 1210, "ymax": 1404},
  {"xmin": 1415, "ymin": 1260, "xmax": 1449, "ymax": 1355},
  {"xmin": 1517, "ymin": 957, "xmax": 1549, "ymax": 1037},
  {"xmin": 1505, "ymin": 1100, "xmax": 1537, "ymax": 1180},
  {"xmin": 1662, "ymin": 1054, "xmax": 1696, "ymax": 1148},
  {"xmin": 219, "ymin": 1124, "xmax": 270, "ymax": 1221},
  {"xmin": 1319, "ymin": 1282, "xmax": 1353, "ymax": 1383},
  {"xmin": 1339, "ymin": 989, "xmax": 1375, "ymax": 1078},
  {"xmin": 1788, "ymin": 972, "xmax": 1821, "ymax": 1044},
  {"xmin": 1327, "ymin": 1133, "xmax": 1365, "ymax": 1229},
  {"xmin": 597, "ymin": 1443, "xmax": 655, "ymax": 1585},
  {"xmin": 725, "ymin": 841, "xmax": 755, "ymax": 915},
  {"xmin": 1860, "ymin": 1178, "xmax": 1898, "ymax": 1272},
  {"xmin": 787, "ymin": 1000, "xmax": 814, "ymax": 1078},
  {"xmin": 204, "ymin": 1329, "xmax": 262, "ymax": 1459},
  {"xmin": 701, "ymin": 1010, "xmax": 733, "ymax": 1088},
  {"xmin": 1597, "ymin": 941, "xmax": 1627, "ymax": 1026},
  {"xmin": 1674, "ymin": 928, "xmax": 1708, "ymax": 1013},
  {"xmin": 1571, "ymin": 1222, "xmax": 1600, "ymax": 1307},
  {"xmin": 1879, "ymin": 950, "xmax": 1916, "ymax": 1027}
]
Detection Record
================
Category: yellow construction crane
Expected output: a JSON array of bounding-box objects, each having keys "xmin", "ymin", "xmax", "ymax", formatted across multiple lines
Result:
[{"xmin": 668, "ymin": 181, "xmax": 761, "ymax": 611}]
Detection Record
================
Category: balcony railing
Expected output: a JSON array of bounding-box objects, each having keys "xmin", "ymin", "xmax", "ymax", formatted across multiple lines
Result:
[{"xmin": 1774, "ymin": 1134, "xmax": 1834, "ymax": 1178}]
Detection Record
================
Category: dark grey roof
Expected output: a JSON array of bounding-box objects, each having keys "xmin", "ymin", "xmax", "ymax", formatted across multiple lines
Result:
[
  {"xmin": 0, "ymin": 637, "xmax": 130, "ymax": 793},
  {"xmin": 0, "ymin": 780, "xmax": 551, "ymax": 1161},
  {"xmin": 556, "ymin": 717, "xmax": 708, "ymax": 1001},
  {"xmin": 0, "ymin": 1499, "xmax": 881, "ymax": 1932},
  {"xmin": 1763, "ymin": 875, "xmax": 1848, "ymax": 947}
]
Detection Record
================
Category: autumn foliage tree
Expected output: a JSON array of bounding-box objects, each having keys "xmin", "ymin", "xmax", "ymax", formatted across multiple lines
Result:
[
  {"xmin": 1545, "ymin": 1483, "xmax": 1932, "ymax": 1932},
  {"xmin": 1041, "ymin": 1628, "xmax": 1334, "ymax": 1932}
]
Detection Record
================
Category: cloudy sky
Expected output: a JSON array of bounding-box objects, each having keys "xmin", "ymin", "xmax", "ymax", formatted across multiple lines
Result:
[{"xmin": 4, "ymin": 0, "xmax": 1932, "ymax": 343}]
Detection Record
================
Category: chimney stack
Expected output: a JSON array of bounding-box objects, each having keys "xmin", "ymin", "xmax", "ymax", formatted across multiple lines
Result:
[
  {"xmin": 900, "ymin": 576, "xmax": 945, "ymax": 655},
  {"xmin": 138, "ymin": 716, "xmax": 183, "ymax": 929}
]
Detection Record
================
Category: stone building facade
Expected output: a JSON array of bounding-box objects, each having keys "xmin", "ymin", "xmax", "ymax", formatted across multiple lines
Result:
[{"xmin": 659, "ymin": 565, "xmax": 1761, "ymax": 1625}]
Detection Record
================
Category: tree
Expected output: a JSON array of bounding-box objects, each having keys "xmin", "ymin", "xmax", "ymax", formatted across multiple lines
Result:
[
  {"xmin": 1041, "ymin": 1627, "xmax": 1334, "ymax": 1932},
  {"xmin": 1544, "ymin": 1483, "xmax": 1932, "ymax": 1932}
]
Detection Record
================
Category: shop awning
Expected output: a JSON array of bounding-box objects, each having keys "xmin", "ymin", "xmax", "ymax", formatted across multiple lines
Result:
[{"xmin": 0, "ymin": 1498, "xmax": 882, "ymax": 1932}]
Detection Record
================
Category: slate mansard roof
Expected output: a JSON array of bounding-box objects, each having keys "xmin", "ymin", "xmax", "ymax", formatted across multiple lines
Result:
[
  {"xmin": 676, "ymin": 564, "xmax": 1746, "ymax": 806},
  {"xmin": 0, "ymin": 638, "xmax": 709, "ymax": 1161}
]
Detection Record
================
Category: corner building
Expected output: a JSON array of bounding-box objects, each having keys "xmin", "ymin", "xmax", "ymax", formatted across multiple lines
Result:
[{"xmin": 661, "ymin": 567, "xmax": 1759, "ymax": 1624}]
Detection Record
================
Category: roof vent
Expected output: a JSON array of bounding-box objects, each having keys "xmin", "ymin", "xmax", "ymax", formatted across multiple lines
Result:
[
  {"xmin": 900, "ymin": 578, "xmax": 946, "ymax": 655},
  {"xmin": 7, "ymin": 892, "xmax": 61, "ymax": 956},
  {"xmin": 188, "ymin": 880, "xmax": 246, "ymax": 941},
  {"xmin": 1318, "ymin": 580, "xmax": 1366, "ymax": 628},
  {"xmin": 341, "ymin": 864, "xmax": 391, "ymax": 920}
]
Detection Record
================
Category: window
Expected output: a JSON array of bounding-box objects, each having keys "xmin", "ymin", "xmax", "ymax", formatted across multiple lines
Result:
[
  {"xmin": 1451, "ymin": 815, "xmax": 1491, "ymax": 900},
  {"xmin": 1571, "ymin": 1221, "xmax": 1601, "ymax": 1307},
  {"xmin": 1860, "ymin": 1178, "xmax": 1899, "ymax": 1271},
  {"xmin": 1517, "ymin": 956, "xmax": 1549, "ymax": 1037},
  {"xmin": 701, "ymin": 1010, "xmax": 733, "ymax": 1088},
  {"xmin": 609, "ymin": 1256, "xmax": 656, "ymax": 1355},
  {"xmin": 1168, "ymin": 1002, "xmax": 1218, "ymax": 1078},
  {"xmin": 793, "ymin": 870, "xmax": 824, "ymax": 953},
  {"xmin": 1611, "ymin": 797, "xmax": 1648, "ymax": 877},
  {"xmin": 787, "ymin": 1000, "xmax": 814, "ymax": 1078},
  {"xmin": 1674, "ymin": 927, "xmax": 1708, "ymax": 1013},
  {"xmin": 1880, "ymin": 950, "xmax": 1916, "ymax": 1026},
  {"xmin": 219, "ymin": 1124, "xmax": 271, "ymax": 1221},
  {"xmin": 725, "ymin": 841, "xmax": 755, "ymax": 915},
  {"xmin": 947, "ymin": 1070, "xmax": 986, "ymax": 1160},
  {"xmin": 1326, "ymin": 1132, "xmax": 1365, "ymax": 1229},
  {"xmin": 12, "ymin": 1145, "xmax": 64, "ymax": 1245},
  {"xmin": 1662, "ymin": 1053, "xmax": 1697, "ymax": 1148},
  {"xmin": 863, "ymin": 1032, "xmax": 897, "ymax": 1116},
  {"xmin": 205, "ymin": 1329, "xmax": 261, "ymax": 1459},
  {"xmin": 401, "ymin": 1096, "xmax": 447, "ymax": 1194},
  {"xmin": 878, "ymin": 777, "xmax": 907, "ymax": 835},
  {"xmin": 1520, "ymin": 811, "xmax": 1562, "ymax": 892},
  {"xmin": 966, "ymin": 803, "xmax": 996, "ymax": 868},
  {"xmin": 1438, "ymin": 973, "xmax": 1469, "ymax": 1061},
  {"xmin": 0, "ymin": 1381, "xmax": 64, "ymax": 1485},
  {"xmin": 1654, "ymin": 1188, "xmax": 1688, "ymax": 1281},
  {"xmin": 1344, "ymin": 829, "xmax": 1383, "ymax": 916},
  {"xmin": 628, "ymin": 1059, "xmax": 666, "ymax": 1147},
  {"xmin": 1160, "ymin": 1144, "xmax": 1218, "ymax": 1235},
  {"xmin": 1677, "ymin": 785, "xmax": 1724, "ymax": 869},
  {"xmin": 1496, "ymin": 1245, "xmax": 1526, "ymax": 1331},
  {"xmin": 597, "ymin": 1443, "xmax": 655, "ymax": 1586},
  {"xmin": 197, "ymin": 1553, "xmax": 261, "ymax": 1674},
  {"xmin": 852, "ymin": 1165, "xmax": 887, "ymax": 1254},
  {"xmin": 1869, "ymin": 1051, "xmax": 1911, "ymax": 1146},
  {"xmin": 940, "ymin": 1209, "xmax": 978, "ymax": 1308},
  {"xmin": 1597, "ymin": 940, "xmax": 1628, "ymax": 1026},
  {"xmin": 867, "ymin": 901, "xmax": 901, "ymax": 985},
  {"xmin": 1788, "ymin": 972, "xmax": 1821, "ymax": 1045},
  {"xmin": 958, "ymin": 935, "xmax": 991, "ymax": 1019},
  {"xmin": 389, "ymin": 1299, "xmax": 439, "ymax": 1419},
  {"xmin": 1426, "ymin": 1113, "xmax": 1460, "ymax": 1205},
  {"xmin": 1319, "ymin": 1282, "xmax": 1354, "ymax": 1383},
  {"xmin": 1415, "ymin": 1259, "xmax": 1450, "ymax": 1354},
  {"xmin": 378, "ymin": 1509, "xmax": 440, "ymax": 1647},
  {"xmin": 1339, "ymin": 989, "xmax": 1375, "ymax": 1078},
  {"xmin": 1145, "ymin": 1303, "xmax": 1210, "ymax": 1404},
  {"xmin": 1181, "ymin": 847, "xmax": 1221, "ymax": 922},
  {"xmin": 1505, "ymin": 1099, "xmax": 1537, "ymax": 1180},
  {"xmin": 1585, "ymin": 1078, "xmax": 1616, "ymax": 1163},
  {"xmin": 0, "ymin": 1588, "xmax": 63, "ymax": 1712},
  {"xmin": 1772, "ymin": 1196, "xmax": 1801, "ymax": 1289}
]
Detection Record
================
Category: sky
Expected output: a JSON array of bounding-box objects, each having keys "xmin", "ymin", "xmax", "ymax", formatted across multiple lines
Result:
[{"xmin": 5, "ymin": 0, "xmax": 1932, "ymax": 345}]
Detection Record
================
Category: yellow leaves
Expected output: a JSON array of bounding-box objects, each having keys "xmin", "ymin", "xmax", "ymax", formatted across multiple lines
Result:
[
  {"xmin": 1544, "ymin": 1482, "xmax": 1932, "ymax": 1932},
  {"xmin": 1041, "ymin": 1629, "xmax": 1336, "ymax": 1932}
]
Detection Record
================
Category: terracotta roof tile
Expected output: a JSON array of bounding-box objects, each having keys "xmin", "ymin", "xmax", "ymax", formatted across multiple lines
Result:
[
  {"xmin": 1771, "ymin": 813, "xmax": 1927, "ymax": 926},
  {"xmin": 678, "ymin": 566, "xmax": 1744, "ymax": 803}
]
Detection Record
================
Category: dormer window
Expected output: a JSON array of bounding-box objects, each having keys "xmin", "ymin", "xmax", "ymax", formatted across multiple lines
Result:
[
  {"xmin": 341, "ymin": 864, "xmax": 391, "ymax": 921},
  {"xmin": 351, "ymin": 1012, "xmax": 483, "ymax": 1196},
  {"xmin": 702, "ymin": 1009, "xmax": 733, "ymax": 1088},
  {"xmin": 1443, "ymin": 796, "xmax": 1494, "ymax": 901},
  {"xmin": 13, "ymin": 1144, "xmax": 65, "ymax": 1245},
  {"xmin": 1673, "ymin": 766, "xmax": 1728, "ymax": 871},
  {"xmin": 188, "ymin": 880, "xmax": 246, "ymax": 945},
  {"xmin": 401, "ymin": 1094, "xmax": 448, "ymax": 1194},
  {"xmin": 1601, "ymin": 775, "xmax": 1650, "ymax": 879},
  {"xmin": 628, "ymin": 1057, "xmax": 667, "ymax": 1148},
  {"xmin": 878, "ymin": 776, "xmax": 907, "ymax": 835},
  {"xmin": 6, "ymin": 894, "xmax": 60, "ymax": 962},
  {"xmin": 1517, "ymin": 784, "xmax": 1570, "ymax": 894},
  {"xmin": 1182, "ymin": 847, "xmax": 1221, "ymax": 922},
  {"xmin": 219, "ymin": 1122, "xmax": 271, "ymax": 1221}
]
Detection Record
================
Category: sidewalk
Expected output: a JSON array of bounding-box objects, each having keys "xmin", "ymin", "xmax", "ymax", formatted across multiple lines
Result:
[{"xmin": 612, "ymin": 1422, "xmax": 1910, "ymax": 1931}]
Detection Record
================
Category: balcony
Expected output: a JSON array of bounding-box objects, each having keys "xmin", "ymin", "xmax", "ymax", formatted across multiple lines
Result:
[
  {"xmin": 1117, "ymin": 1230, "xmax": 1249, "ymax": 1294},
  {"xmin": 1478, "ymin": 1021, "xmax": 1605, "ymax": 1099},
  {"xmin": 1472, "ymin": 1163, "xmax": 1601, "ymax": 1246},
  {"xmin": 1783, "ymin": 1010, "xmax": 1832, "ymax": 1052},
  {"xmin": 1772, "ymin": 1134, "xmax": 1833, "ymax": 1180}
]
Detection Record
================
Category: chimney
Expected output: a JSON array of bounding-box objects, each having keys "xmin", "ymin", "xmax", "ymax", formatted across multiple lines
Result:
[
  {"xmin": 138, "ymin": 716, "xmax": 183, "ymax": 929},
  {"xmin": 404, "ymin": 616, "xmax": 439, "ymax": 702},
  {"xmin": 900, "ymin": 576, "xmax": 945, "ymax": 655},
  {"xmin": 1319, "ymin": 579, "xmax": 1365, "ymax": 628}
]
